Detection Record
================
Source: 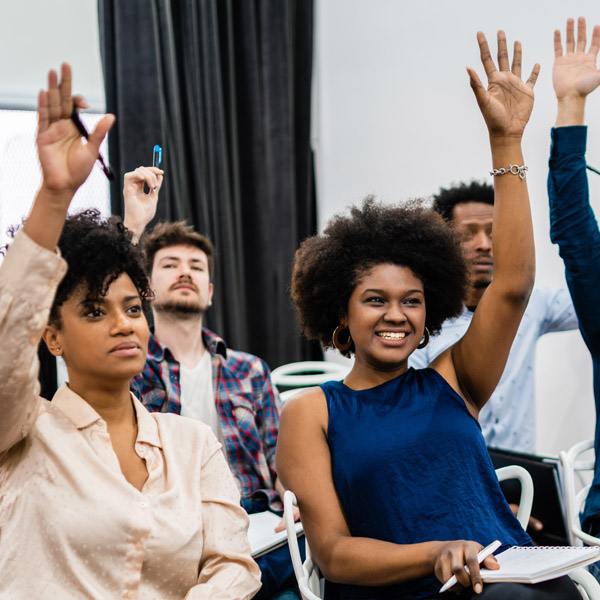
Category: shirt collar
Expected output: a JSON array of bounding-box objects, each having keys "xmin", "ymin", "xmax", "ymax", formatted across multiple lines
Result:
[
  {"xmin": 51, "ymin": 383, "xmax": 162, "ymax": 448},
  {"xmin": 147, "ymin": 327, "xmax": 227, "ymax": 361}
]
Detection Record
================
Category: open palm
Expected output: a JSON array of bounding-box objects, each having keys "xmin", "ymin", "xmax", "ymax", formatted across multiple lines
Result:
[
  {"xmin": 553, "ymin": 18, "xmax": 600, "ymax": 100},
  {"xmin": 468, "ymin": 31, "xmax": 539, "ymax": 139},
  {"xmin": 36, "ymin": 64, "xmax": 114, "ymax": 195}
]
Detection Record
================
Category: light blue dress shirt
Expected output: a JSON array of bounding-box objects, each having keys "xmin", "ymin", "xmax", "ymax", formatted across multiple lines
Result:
[{"xmin": 409, "ymin": 287, "xmax": 578, "ymax": 452}]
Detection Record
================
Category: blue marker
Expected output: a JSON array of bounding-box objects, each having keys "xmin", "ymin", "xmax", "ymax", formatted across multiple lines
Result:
[{"xmin": 152, "ymin": 145, "xmax": 163, "ymax": 168}]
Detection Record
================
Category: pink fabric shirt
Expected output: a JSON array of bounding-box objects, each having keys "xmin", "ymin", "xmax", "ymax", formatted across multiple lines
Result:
[{"xmin": 0, "ymin": 230, "xmax": 261, "ymax": 600}]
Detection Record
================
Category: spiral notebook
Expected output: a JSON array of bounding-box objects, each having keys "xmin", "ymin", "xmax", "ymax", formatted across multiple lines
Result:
[{"xmin": 480, "ymin": 546, "xmax": 600, "ymax": 583}]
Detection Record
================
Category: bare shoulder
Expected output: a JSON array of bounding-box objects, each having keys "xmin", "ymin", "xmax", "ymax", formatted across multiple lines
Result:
[{"xmin": 281, "ymin": 386, "xmax": 329, "ymax": 431}]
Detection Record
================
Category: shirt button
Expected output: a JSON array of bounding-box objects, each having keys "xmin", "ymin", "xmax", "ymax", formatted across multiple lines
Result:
[
  {"xmin": 139, "ymin": 501, "xmax": 147, "ymax": 509},
  {"xmin": 151, "ymin": 463, "xmax": 158, "ymax": 470},
  {"xmin": 125, "ymin": 592, "xmax": 134, "ymax": 599}
]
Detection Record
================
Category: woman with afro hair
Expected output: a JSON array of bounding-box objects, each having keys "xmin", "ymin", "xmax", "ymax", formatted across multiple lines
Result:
[
  {"xmin": 0, "ymin": 64, "xmax": 260, "ymax": 599},
  {"xmin": 276, "ymin": 32, "xmax": 581, "ymax": 600}
]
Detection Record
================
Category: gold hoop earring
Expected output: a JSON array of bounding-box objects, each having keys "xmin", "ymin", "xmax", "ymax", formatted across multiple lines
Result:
[
  {"xmin": 417, "ymin": 327, "xmax": 430, "ymax": 349},
  {"xmin": 332, "ymin": 325, "xmax": 352, "ymax": 351}
]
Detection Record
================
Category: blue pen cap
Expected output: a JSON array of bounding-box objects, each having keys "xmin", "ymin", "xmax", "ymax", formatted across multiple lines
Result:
[{"xmin": 153, "ymin": 145, "xmax": 163, "ymax": 167}]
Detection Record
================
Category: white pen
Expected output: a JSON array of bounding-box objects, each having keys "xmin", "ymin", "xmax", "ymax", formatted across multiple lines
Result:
[{"xmin": 439, "ymin": 539, "xmax": 502, "ymax": 594}]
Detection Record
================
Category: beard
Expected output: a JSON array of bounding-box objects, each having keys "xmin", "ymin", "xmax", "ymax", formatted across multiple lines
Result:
[{"xmin": 153, "ymin": 299, "xmax": 208, "ymax": 319}]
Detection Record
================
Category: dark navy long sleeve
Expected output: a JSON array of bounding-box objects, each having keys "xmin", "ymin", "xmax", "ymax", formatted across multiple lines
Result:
[{"xmin": 548, "ymin": 125, "xmax": 600, "ymax": 524}]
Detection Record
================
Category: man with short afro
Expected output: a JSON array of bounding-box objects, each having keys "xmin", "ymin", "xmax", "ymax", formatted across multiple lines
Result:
[{"xmin": 409, "ymin": 180, "xmax": 577, "ymax": 454}]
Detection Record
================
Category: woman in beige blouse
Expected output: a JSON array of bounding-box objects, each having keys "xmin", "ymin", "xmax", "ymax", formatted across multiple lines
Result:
[{"xmin": 0, "ymin": 64, "xmax": 261, "ymax": 600}]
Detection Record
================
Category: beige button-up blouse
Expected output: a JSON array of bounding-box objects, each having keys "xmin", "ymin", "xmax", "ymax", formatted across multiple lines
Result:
[{"xmin": 0, "ymin": 230, "xmax": 261, "ymax": 599}]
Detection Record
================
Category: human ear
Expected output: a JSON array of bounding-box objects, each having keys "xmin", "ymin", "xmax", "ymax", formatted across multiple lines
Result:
[{"xmin": 42, "ymin": 325, "xmax": 63, "ymax": 356}]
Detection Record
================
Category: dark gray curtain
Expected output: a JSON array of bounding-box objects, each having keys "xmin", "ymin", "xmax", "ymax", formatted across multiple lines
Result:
[{"xmin": 98, "ymin": 0, "xmax": 320, "ymax": 368}]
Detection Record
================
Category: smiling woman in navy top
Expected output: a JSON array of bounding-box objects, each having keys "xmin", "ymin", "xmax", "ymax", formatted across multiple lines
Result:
[{"xmin": 276, "ymin": 30, "xmax": 581, "ymax": 600}]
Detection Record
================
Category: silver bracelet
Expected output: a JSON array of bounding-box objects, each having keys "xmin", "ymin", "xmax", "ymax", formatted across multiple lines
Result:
[{"xmin": 489, "ymin": 164, "xmax": 528, "ymax": 180}]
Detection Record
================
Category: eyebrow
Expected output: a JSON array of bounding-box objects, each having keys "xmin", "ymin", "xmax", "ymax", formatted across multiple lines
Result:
[
  {"xmin": 79, "ymin": 294, "xmax": 141, "ymax": 307},
  {"xmin": 159, "ymin": 256, "xmax": 206, "ymax": 265},
  {"xmin": 362, "ymin": 288, "xmax": 424, "ymax": 295}
]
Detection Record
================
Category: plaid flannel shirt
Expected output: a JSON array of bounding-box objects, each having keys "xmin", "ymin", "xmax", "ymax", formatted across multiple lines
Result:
[{"xmin": 131, "ymin": 328, "xmax": 282, "ymax": 511}]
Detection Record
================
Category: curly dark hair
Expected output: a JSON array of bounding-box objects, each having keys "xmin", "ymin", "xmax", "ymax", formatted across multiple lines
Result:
[
  {"xmin": 432, "ymin": 180, "xmax": 494, "ymax": 223},
  {"xmin": 291, "ymin": 197, "xmax": 468, "ymax": 356},
  {"xmin": 49, "ymin": 209, "xmax": 153, "ymax": 327}
]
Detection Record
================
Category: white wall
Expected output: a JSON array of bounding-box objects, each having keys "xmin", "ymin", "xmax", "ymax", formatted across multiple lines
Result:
[
  {"xmin": 1, "ymin": 0, "xmax": 595, "ymax": 456},
  {"xmin": 0, "ymin": 0, "xmax": 105, "ymax": 110},
  {"xmin": 314, "ymin": 0, "xmax": 600, "ymax": 456}
]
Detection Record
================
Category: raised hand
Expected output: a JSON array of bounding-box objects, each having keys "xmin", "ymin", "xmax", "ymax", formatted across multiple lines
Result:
[
  {"xmin": 554, "ymin": 17, "xmax": 600, "ymax": 101},
  {"xmin": 24, "ymin": 64, "xmax": 115, "ymax": 251},
  {"xmin": 36, "ymin": 63, "xmax": 115, "ymax": 198},
  {"xmin": 123, "ymin": 166, "xmax": 164, "ymax": 242},
  {"xmin": 468, "ymin": 31, "xmax": 540, "ymax": 139}
]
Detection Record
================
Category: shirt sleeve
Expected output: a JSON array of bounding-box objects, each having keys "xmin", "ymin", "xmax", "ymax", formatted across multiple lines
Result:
[
  {"xmin": 186, "ymin": 435, "xmax": 262, "ymax": 600},
  {"xmin": 254, "ymin": 359, "xmax": 281, "ymax": 480},
  {"xmin": 408, "ymin": 346, "xmax": 430, "ymax": 369},
  {"xmin": 0, "ymin": 230, "xmax": 67, "ymax": 454},
  {"xmin": 548, "ymin": 126, "xmax": 600, "ymax": 354},
  {"xmin": 537, "ymin": 287, "xmax": 579, "ymax": 335}
]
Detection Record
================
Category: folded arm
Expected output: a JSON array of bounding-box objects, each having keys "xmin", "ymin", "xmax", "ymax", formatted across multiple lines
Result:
[{"xmin": 187, "ymin": 436, "xmax": 262, "ymax": 600}]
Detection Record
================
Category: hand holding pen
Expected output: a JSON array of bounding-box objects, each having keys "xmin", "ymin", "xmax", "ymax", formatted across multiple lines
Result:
[
  {"xmin": 25, "ymin": 63, "xmax": 115, "ymax": 251},
  {"xmin": 70, "ymin": 108, "xmax": 114, "ymax": 180},
  {"xmin": 36, "ymin": 62, "xmax": 115, "ymax": 197},
  {"xmin": 439, "ymin": 540, "xmax": 501, "ymax": 594}
]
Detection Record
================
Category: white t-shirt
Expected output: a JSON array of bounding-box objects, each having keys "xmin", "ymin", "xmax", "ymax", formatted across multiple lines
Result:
[{"xmin": 180, "ymin": 351, "xmax": 223, "ymax": 443}]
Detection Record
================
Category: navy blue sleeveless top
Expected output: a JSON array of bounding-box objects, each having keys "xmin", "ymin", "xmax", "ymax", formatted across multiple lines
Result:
[{"xmin": 322, "ymin": 368, "xmax": 531, "ymax": 600}]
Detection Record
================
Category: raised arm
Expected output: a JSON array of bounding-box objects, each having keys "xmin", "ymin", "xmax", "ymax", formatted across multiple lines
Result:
[
  {"xmin": 433, "ymin": 32, "xmax": 539, "ymax": 410},
  {"xmin": 0, "ymin": 64, "xmax": 114, "ymax": 453},
  {"xmin": 548, "ymin": 17, "xmax": 600, "ymax": 354},
  {"xmin": 122, "ymin": 166, "xmax": 164, "ymax": 243}
]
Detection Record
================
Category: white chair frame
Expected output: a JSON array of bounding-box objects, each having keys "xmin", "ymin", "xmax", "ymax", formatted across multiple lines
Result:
[
  {"xmin": 284, "ymin": 465, "xmax": 600, "ymax": 600},
  {"xmin": 271, "ymin": 361, "xmax": 351, "ymax": 389},
  {"xmin": 559, "ymin": 439, "xmax": 597, "ymax": 546}
]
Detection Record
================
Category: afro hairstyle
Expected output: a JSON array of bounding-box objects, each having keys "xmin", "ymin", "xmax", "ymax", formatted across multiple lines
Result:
[
  {"xmin": 291, "ymin": 197, "xmax": 468, "ymax": 356},
  {"xmin": 432, "ymin": 180, "xmax": 494, "ymax": 223},
  {"xmin": 49, "ymin": 209, "xmax": 153, "ymax": 327}
]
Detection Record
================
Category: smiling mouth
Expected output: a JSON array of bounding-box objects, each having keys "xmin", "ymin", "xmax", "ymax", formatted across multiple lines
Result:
[{"xmin": 376, "ymin": 332, "xmax": 406, "ymax": 340}]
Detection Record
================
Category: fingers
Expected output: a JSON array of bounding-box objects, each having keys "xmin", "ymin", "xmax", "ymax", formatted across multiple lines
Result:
[
  {"xmin": 72, "ymin": 95, "xmax": 89, "ymax": 111},
  {"xmin": 566, "ymin": 18, "xmax": 575, "ymax": 53},
  {"xmin": 577, "ymin": 16, "xmax": 587, "ymax": 53},
  {"xmin": 511, "ymin": 40, "xmax": 522, "ymax": 78},
  {"xmin": 554, "ymin": 29, "xmax": 563, "ymax": 58},
  {"xmin": 466, "ymin": 67, "xmax": 487, "ymax": 110},
  {"xmin": 463, "ymin": 546, "xmax": 483, "ymax": 594},
  {"xmin": 529, "ymin": 515, "xmax": 543, "ymax": 531},
  {"xmin": 477, "ymin": 31, "xmax": 497, "ymax": 77},
  {"xmin": 59, "ymin": 63, "xmax": 73, "ymax": 118},
  {"xmin": 590, "ymin": 25, "xmax": 600, "ymax": 57},
  {"xmin": 125, "ymin": 166, "xmax": 164, "ymax": 191},
  {"xmin": 496, "ymin": 30, "xmax": 509, "ymax": 71},
  {"xmin": 47, "ymin": 69, "xmax": 61, "ymax": 123},
  {"xmin": 482, "ymin": 555, "xmax": 500, "ymax": 570},
  {"xmin": 526, "ymin": 63, "xmax": 541, "ymax": 89},
  {"xmin": 274, "ymin": 517, "xmax": 285, "ymax": 533},
  {"xmin": 37, "ymin": 90, "xmax": 49, "ymax": 135},
  {"xmin": 86, "ymin": 114, "xmax": 116, "ymax": 155}
]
